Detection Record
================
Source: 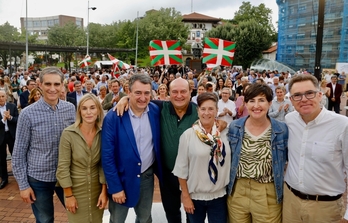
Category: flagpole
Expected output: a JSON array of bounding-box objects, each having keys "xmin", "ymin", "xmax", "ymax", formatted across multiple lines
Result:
[
  {"xmin": 135, "ymin": 11, "xmax": 139, "ymax": 69},
  {"xmin": 25, "ymin": 0, "xmax": 28, "ymax": 71}
]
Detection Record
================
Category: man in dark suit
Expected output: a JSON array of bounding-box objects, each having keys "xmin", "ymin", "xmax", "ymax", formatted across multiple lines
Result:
[
  {"xmin": 19, "ymin": 79, "xmax": 36, "ymax": 109},
  {"xmin": 327, "ymin": 75, "xmax": 343, "ymax": 113},
  {"xmin": 67, "ymin": 81, "xmax": 87, "ymax": 106},
  {"xmin": 102, "ymin": 74, "xmax": 162, "ymax": 222},
  {"xmin": 0, "ymin": 90, "xmax": 19, "ymax": 189},
  {"xmin": 59, "ymin": 87, "xmax": 77, "ymax": 110},
  {"xmin": 84, "ymin": 80, "xmax": 98, "ymax": 96}
]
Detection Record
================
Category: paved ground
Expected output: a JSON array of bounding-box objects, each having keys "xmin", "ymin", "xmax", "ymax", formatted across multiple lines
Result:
[{"xmin": 1, "ymin": 96, "xmax": 347, "ymax": 222}]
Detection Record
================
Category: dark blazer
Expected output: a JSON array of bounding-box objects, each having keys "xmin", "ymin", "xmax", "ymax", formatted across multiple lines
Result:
[
  {"xmin": 66, "ymin": 97, "xmax": 77, "ymax": 110},
  {"xmin": 19, "ymin": 90, "xmax": 30, "ymax": 109},
  {"xmin": 86, "ymin": 89, "xmax": 98, "ymax": 96},
  {"xmin": 0, "ymin": 103, "xmax": 19, "ymax": 144},
  {"xmin": 101, "ymin": 102, "xmax": 162, "ymax": 207},
  {"xmin": 327, "ymin": 82, "xmax": 343, "ymax": 103},
  {"xmin": 68, "ymin": 90, "xmax": 88, "ymax": 102}
]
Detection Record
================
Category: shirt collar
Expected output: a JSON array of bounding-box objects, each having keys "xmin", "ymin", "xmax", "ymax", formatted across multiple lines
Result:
[
  {"xmin": 0, "ymin": 103, "xmax": 6, "ymax": 109},
  {"xmin": 129, "ymin": 105, "xmax": 149, "ymax": 117},
  {"xmin": 168, "ymin": 101, "xmax": 193, "ymax": 116}
]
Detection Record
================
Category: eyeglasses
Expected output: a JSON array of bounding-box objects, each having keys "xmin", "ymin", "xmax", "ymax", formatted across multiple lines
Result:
[{"xmin": 290, "ymin": 90, "xmax": 319, "ymax": 101}]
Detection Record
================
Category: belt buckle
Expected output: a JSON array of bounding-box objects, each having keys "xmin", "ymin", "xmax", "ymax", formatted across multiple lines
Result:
[{"xmin": 306, "ymin": 195, "xmax": 310, "ymax": 200}]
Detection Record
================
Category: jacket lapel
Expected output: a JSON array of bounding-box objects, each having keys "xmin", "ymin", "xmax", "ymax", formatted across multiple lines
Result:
[{"xmin": 122, "ymin": 112, "xmax": 140, "ymax": 158}]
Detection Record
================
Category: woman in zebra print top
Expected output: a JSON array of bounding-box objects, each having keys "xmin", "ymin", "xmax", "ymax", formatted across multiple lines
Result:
[{"xmin": 226, "ymin": 83, "xmax": 289, "ymax": 223}]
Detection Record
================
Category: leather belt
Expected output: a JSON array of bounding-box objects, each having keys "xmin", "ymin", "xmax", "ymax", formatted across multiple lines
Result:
[{"xmin": 286, "ymin": 182, "xmax": 341, "ymax": 201}]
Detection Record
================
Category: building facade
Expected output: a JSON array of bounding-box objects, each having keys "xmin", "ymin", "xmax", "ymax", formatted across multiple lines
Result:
[
  {"xmin": 277, "ymin": 0, "xmax": 348, "ymax": 71},
  {"xmin": 20, "ymin": 15, "xmax": 84, "ymax": 40},
  {"xmin": 182, "ymin": 12, "xmax": 221, "ymax": 71}
]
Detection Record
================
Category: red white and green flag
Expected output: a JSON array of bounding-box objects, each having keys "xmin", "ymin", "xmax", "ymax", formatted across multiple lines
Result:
[
  {"xmin": 107, "ymin": 53, "xmax": 131, "ymax": 70},
  {"xmin": 149, "ymin": 40, "xmax": 183, "ymax": 66},
  {"xmin": 78, "ymin": 55, "xmax": 91, "ymax": 68},
  {"xmin": 202, "ymin": 38, "xmax": 236, "ymax": 67}
]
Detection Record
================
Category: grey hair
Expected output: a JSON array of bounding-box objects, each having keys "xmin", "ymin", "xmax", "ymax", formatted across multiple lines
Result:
[
  {"xmin": 39, "ymin": 67, "xmax": 64, "ymax": 83},
  {"xmin": 128, "ymin": 74, "xmax": 152, "ymax": 92}
]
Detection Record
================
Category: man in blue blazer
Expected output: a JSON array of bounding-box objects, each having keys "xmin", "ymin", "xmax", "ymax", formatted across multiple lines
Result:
[
  {"xmin": 102, "ymin": 74, "xmax": 162, "ymax": 223},
  {"xmin": 19, "ymin": 79, "xmax": 36, "ymax": 109}
]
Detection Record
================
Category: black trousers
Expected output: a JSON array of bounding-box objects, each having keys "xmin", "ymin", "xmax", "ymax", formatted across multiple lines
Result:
[
  {"xmin": 328, "ymin": 100, "xmax": 340, "ymax": 114},
  {"xmin": 0, "ymin": 132, "xmax": 14, "ymax": 181},
  {"xmin": 159, "ymin": 167, "xmax": 190, "ymax": 223}
]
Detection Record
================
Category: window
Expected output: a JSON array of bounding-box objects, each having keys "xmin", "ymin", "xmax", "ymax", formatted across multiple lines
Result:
[
  {"xmin": 322, "ymin": 44, "xmax": 332, "ymax": 51},
  {"xmin": 324, "ymin": 30, "xmax": 334, "ymax": 38},
  {"xmin": 287, "ymin": 34, "xmax": 293, "ymax": 40},
  {"xmin": 34, "ymin": 21, "xmax": 41, "ymax": 27},
  {"xmin": 295, "ymin": 58, "xmax": 304, "ymax": 66},
  {"xmin": 298, "ymin": 4, "xmax": 306, "ymax": 12},
  {"xmin": 296, "ymin": 45, "xmax": 304, "ymax": 52},
  {"xmin": 196, "ymin": 31, "xmax": 201, "ymax": 38},
  {"xmin": 309, "ymin": 44, "xmax": 316, "ymax": 52},
  {"xmin": 41, "ymin": 20, "xmax": 47, "ymax": 27},
  {"xmin": 191, "ymin": 32, "xmax": 195, "ymax": 39},
  {"xmin": 296, "ymin": 33, "xmax": 305, "ymax": 39},
  {"xmin": 48, "ymin": 20, "xmax": 54, "ymax": 26},
  {"xmin": 54, "ymin": 19, "xmax": 59, "ymax": 25}
]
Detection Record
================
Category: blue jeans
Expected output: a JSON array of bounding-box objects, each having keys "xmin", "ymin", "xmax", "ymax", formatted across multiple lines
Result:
[
  {"xmin": 28, "ymin": 176, "xmax": 65, "ymax": 223},
  {"xmin": 109, "ymin": 167, "xmax": 154, "ymax": 223},
  {"xmin": 188, "ymin": 196, "xmax": 227, "ymax": 223}
]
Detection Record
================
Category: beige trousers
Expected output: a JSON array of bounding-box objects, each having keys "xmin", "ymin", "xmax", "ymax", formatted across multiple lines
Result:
[
  {"xmin": 227, "ymin": 178, "xmax": 282, "ymax": 223},
  {"xmin": 282, "ymin": 182, "xmax": 345, "ymax": 223}
]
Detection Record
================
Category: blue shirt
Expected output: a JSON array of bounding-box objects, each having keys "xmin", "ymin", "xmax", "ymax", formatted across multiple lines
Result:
[
  {"xmin": 12, "ymin": 98, "xmax": 75, "ymax": 190},
  {"xmin": 227, "ymin": 116, "xmax": 288, "ymax": 203},
  {"xmin": 128, "ymin": 106, "xmax": 154, "ymax": 173}
]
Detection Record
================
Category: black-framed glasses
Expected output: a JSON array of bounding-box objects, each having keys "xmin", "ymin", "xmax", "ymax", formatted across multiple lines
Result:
[{"xmin": 290, "ymin": 90, "xmax": 319, "ymax": 101}]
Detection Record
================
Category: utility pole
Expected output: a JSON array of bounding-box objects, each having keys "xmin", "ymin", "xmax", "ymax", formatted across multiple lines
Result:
[{"xmin": 314, "ymin": 0, "xmax": 325, "ymax": 81}]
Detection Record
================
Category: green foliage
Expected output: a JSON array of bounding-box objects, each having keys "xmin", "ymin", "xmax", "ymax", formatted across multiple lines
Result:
[
  {"xmin": 206, "ymin": 19, "xmax": 273, "ymax": 69},
  {"xmin": 136, "ymin": 7, "xmax": 189, "ymax": 58},
  {"xmin": 232, "ymin": 1, "xmax": 275, "ymax": 34},
  {"xmin": 47, "ymin": 22, "xmax": 85, "ymax": 70}
]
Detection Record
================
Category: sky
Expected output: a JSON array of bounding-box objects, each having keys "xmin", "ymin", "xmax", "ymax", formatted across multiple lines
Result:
[{"xmin": 0, "ymin": 0, "xmax": 279, "ymax": 30}]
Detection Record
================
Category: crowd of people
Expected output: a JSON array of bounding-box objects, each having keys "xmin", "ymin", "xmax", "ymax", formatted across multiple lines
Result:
[{"xmin": 0, "ymin": 65, "xmax": 347, "ymax": 223}]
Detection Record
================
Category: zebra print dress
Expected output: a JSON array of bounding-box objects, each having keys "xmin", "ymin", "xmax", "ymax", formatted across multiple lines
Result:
[{"xmin": 236, "ymin": 126, "xmax": 273, "ymax": 183}]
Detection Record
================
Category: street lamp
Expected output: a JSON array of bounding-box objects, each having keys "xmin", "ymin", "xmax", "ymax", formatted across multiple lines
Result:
[{"xmin": 87, "ymin": 0, "xmax": 97, "ymax": 57}]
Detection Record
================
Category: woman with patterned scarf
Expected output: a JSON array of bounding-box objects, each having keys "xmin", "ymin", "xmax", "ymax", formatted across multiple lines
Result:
[
  {"xmin": 227, "ymin": 83, "xmax": 288, "ymax": 223},
  {"xmin": 172, "ymin": 92, "xmax": 231, "ymax": 223}
]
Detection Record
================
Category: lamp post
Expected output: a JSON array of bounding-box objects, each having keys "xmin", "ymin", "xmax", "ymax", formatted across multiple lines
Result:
[{"xmin": 87, "ymin": 0, "xmax": 97, "ymax": 57}]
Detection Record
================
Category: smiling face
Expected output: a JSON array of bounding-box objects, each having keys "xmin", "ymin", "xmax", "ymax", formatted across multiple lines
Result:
[
  {"xmin": 198, "ymin": 99, "xmax": 217, "ymax": 129},
  {"xmin": 129, "ymin": 80, "xmax": 151, "ymax": 114},
  {"xmin": 169, "ymin": 78, "xmax": 191, "ymax": 110},
  {"xmin": 34, "ymin": 90, "xmax": 42, "ymax": 102},
  {"xmin": 246, "ymin": 94, "xmax": 272, "ymax": 120},
  {"xmin": 80, "ymin": 99, "xmax": 99, "ymax": 125},
  {"xmin": 290, "ymin": 80, "xmax": 322, "ymax": 121},
  {"xmin": 41, "ymin": 74, "xmax": 63, "ymax": 106}
]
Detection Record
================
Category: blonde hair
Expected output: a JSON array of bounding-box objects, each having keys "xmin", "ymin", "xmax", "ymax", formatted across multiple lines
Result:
[
  {"xmin": 28, "ymin": 88, "xmax": 43, "ymax": 104},
  {"xmin": 74, "ymin": 94, "xmax": 104, "ymax": 128}
]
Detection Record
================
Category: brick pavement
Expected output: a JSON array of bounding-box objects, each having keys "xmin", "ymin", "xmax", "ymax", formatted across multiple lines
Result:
[
  {"xmin": 0, "ymin": 162, "xmax": 162, "ymax": 223},
  {"xmin": 1, "ymin": 97, "xmax": 347, "ymax": 222}
]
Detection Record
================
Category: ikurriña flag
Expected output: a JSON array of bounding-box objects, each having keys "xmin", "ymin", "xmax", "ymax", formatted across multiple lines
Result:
[
  {"xmin": 149, "ymin": 40, "xmax": 183, "ymax": 66},
  {"xmin": 78, "ymin": 55, "xmax": 91, "ymax": 68},
  {"xmin": 202, "ymin": 38, "xmax": 236, "ymax": 67}
]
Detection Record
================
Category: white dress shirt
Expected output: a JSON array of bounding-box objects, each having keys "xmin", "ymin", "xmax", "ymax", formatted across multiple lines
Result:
[
  {"xmin": 285, "ymin": 108, "xmax": 348, "ymax": 219},
  {"xmin": 217, "ymin": 99, "xmax": 236, "ymax": 126},
  {"xmin": 0, "ymin": 104, "xmax": 9, "ymax": 131}
]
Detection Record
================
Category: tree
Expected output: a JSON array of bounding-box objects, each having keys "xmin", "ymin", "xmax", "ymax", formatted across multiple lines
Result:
[
  {"xmin": 232, "ymin": 1, "xmax": 277, "ymax": 41},
  {"xmin": 0, "ymin": 22, "xmax": 20, "ymax": 69},
  {"xmin": 47, "ymin": 22, "xmax": 85, "ymax": 71},
  {"xmin": 136, "ymin": 8, "xmax": 189, "ymax": 59},
  {"xmin": 206, "ymin": 19, "xmax": 273, "ymax": 69}
]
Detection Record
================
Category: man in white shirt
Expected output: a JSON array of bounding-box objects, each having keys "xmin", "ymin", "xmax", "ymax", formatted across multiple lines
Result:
[
  {"xmin": 283, "ymin": 74, "xmax": 348, "ymax": 223},
  {"xmin": 217, "ymin": 88, "xmax": 236, "ymax": 126}
]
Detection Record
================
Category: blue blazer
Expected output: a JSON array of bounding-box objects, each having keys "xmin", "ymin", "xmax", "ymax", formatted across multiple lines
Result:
[
  {"xmin": 67, "ymin": 90, "xmax": 88, "ymax": 102},
  {"xmin": 101, "ymin": 102, "xmax": 162, "ymax": 207}
]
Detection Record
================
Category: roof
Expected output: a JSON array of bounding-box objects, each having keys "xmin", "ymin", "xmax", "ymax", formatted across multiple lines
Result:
[
  {"xmin": 263, "ymin": 44, "xmax": 277, "ymax": 53},
  {"xmin": 182, "ymin": 12, "xmax": 221, "ymax": 22}
]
